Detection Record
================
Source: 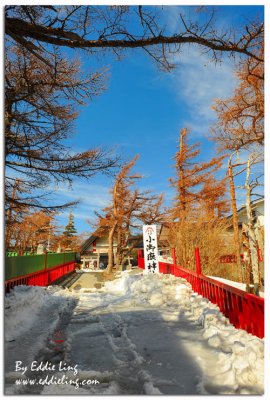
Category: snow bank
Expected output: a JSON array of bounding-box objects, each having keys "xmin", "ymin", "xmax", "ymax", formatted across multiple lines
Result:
[
  {"xmin": 191, "ymin": 296, "xmax": 264, "ymax": 394},
  {"xmin": 104, "ymin": 271, "xmax": 192, "ymax": 309},
  {"xmin": 5, "ymin": 286, "xmax": 49, "ymax": 341},
  {"xmin": 5, "ymin": 272, "xmax": 264, "ymax": 395},
  {"xmin": 5, "ymin": 285, "xmax": 75, "ymax": 341},
  {"xmin": 102, "ymin": 271, "xmax": 264, "ymax": 394},
  {"xmin": 104, "ymin": 272, "xmax": 140, "ymax": 295}
]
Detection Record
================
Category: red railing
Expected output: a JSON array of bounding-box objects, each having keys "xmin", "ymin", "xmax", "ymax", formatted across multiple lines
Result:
[
  {"xmin": 137, "ymin": 249, "xmax": 264, "ymax": 338},
  {"xmin": 5, "ymin": 262, "xmax": 76, "ymax": 293}
]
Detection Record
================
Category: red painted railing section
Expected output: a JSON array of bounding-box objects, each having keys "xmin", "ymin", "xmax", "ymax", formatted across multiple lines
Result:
[
  {"xmin": 5, "ymin": 262, "xmax": 76, "ymax": 293},
  {"xmin": 137, "ymin": 250, "xmax": 264, "ymax": 339}
]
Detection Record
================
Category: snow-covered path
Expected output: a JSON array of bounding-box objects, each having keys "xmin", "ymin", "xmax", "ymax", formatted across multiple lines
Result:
[{"xmin": 5, "ymin": 271, "xmax": 264, "ymax": 395}]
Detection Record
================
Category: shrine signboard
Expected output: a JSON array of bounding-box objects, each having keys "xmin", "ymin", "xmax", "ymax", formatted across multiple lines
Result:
[{"xmin": 143, "ymin": 225, "xmax": 159, "ymax": 274}]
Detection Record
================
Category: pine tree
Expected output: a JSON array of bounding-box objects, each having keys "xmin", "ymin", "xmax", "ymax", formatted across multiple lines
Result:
[{"xmin": 63, "ymin": 210, "xmax": 77, "ymax": 237}]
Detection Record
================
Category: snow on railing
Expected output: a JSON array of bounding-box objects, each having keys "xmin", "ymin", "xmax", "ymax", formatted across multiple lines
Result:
[{"xmin": 137, "ymin": 249, "xmax": 264, "ymax": 339}]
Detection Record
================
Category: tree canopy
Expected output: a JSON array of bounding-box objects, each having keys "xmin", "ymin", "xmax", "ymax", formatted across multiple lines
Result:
[
  {"xmin": 5, "ymin": 9, "xmax": 118, "ymax": 215},
  {"xmin": 5, "ymin": 6, "xmax": 263, "ymax": 71},
  {"xmin": 212, "ymin": 46, "xmax": 264, "ymax": 151},
  {"xmin": 4, "ymin": 5, "xmax": 264, "ymax": 236},
  {"xmin": 169, "ymin": 128, "xmax": 228, "ymax": 220}
]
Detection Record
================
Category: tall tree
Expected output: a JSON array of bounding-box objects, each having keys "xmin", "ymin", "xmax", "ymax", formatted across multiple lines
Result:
[
  {"xmin": 169, "ymin": 128, "xmax": 226, "ymax": 220},
  {"xmin": 96, "ymin": 156, "xmax": 164, "ymax": 273},
  {"xmin": 5, "ymin": 44, "xmax": 117, "ymax": 213},
  {"xmin": 168, "ymin": 128, "xmax": 229, "ymax": 268},
  {"xmin": 212, "ymin": 45, "xmax": 264, "ymax": 286},
  {"xmin": 5, "ymin": 178, "xmax": 27, "ymax": 249},
  {"xmin": 212, "ymin": 46, "xmax": 264, "ymax": 151},
  {"xmin": 63, "ymin": 210, "xmax": 77, "ymax": 237},
  {"xmin": 226, "ymin": 148, "xmax": 263, "ymax": 287},
  {"xmin": 240, "ymin": 151, "xmax": 263, "ymax": 293},
  {"xmin": 62, "ymin": 210, "xmax": 78, "ymax": 250},
  {"xmin": 227, "ymin": 153, "xmax": 244, "ymax": 281},
  {"xmin": 6, "ymin": 211, "xmax": 57, "ymax": 253}
]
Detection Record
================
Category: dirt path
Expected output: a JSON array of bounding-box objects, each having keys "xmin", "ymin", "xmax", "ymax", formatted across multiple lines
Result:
[{"xmin": 69, "ymin": 272, "xmax": 105, "ymax": 290}]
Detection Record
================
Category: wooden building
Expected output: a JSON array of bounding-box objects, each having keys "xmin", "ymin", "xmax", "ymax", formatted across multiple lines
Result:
[{"xmin": 80, "ymin": 231, "xmax": 143, "ymax": 269}]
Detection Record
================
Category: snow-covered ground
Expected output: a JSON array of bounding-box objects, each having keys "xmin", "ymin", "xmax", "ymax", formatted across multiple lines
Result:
[{"xmin": 5, "ymin": 271, "xmax": 264, "ymax": 395}]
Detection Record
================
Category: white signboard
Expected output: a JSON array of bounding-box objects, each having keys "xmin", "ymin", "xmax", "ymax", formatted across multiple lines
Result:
[{"xmin": 143, "ymin": 225, "xmax": 159, "ymax": 274}]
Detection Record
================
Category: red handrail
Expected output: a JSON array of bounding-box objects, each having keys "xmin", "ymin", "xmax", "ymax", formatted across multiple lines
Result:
[
  {"xmin": 5, "ymin": 261, "xmax": 76, "ymax": 293},
  {"xmin": 137, "ymin": 251, "xmax": 264, "ymax": 338}
]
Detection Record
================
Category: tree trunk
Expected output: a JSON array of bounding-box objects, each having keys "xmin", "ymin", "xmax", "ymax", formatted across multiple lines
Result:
[
  {"xmin": 107, "ymin": 222, "xmax": 117, "ymax": 274},
  {"xmin": 115, "ymin": 228, "xmax": 122, "ymax": 268},
  {"xmin": 255, "ymin": 221, "xmax": 264, "ymax": 264},
  {"xmin": 228, "ymin": 159, "xmax": 242, "ymax": 281},
  {"xmin": 245, "ymin": 158, "xmax": 260, "ymax": 294},
  {"xmin": 5, "ymin": 179, "xmax": 20, "ymax": 249}
]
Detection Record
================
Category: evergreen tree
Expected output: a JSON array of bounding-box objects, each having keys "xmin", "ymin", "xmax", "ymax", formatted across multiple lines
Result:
[{"xmin": 63, "ymin": 210, "xmax": 77, "ymax": 237}]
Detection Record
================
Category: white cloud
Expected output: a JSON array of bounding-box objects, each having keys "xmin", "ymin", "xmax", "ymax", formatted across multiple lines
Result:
[
  {"xmin": 53, "ymin": 181, "xmax": 111, "ymax": 208},
  {"xmin": 162, "ymin": 5, "xmax": 189, "ymax": 34},
  {"xmin": 169, "ymin": 46, "xmax": 238, "ymax": 131},
  {"xmin": 52, "ymin": 180, "xmax": 112, "ymax": 232}
]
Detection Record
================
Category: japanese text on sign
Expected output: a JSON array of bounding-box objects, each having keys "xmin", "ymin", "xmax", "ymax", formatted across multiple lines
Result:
[{"xmin": 143, "ymin": 225, "xmax": 159, "ymax": 274}]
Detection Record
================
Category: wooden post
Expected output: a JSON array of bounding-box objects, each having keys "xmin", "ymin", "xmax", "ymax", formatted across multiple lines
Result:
[{"xmin": 195, "ymin": 247, "xmax": 202, "ymax": 275}]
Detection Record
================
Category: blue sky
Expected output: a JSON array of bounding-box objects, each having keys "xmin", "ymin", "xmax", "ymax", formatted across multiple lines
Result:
[{"xmin": 51, "ymin": 5, "xmax": 264, "ymax": 235}]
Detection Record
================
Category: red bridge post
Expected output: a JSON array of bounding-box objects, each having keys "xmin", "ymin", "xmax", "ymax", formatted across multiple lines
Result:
[
  {"xmin": 171, "ymin": 248, "xmax": 177, "ymax": 265},
  {"xmin": 195, "ymin": 247, "xmax": 202, "ymax": 275},
  {"xmin": 194, "ymin": 247, "xmax": 202, "ymax": 294}
]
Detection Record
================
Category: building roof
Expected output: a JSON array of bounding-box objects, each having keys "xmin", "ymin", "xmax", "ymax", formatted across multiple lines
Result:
[
  {"xmin": 80, "ymin": 226, "xmax": 106, "ymax": 252},
  {"xmin": 81, "ymin": 230, "xmax": 144, "ymax": 253},
  {"xmin": 227, "ymin": 197, "xmax": 264, "ymax": 220},
  {"xmin": 81, "ymin": 235, "xmax": 99, "ymax": 253}
]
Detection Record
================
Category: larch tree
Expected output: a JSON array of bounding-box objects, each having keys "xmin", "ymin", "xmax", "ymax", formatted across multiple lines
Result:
[
  {"xmin": 5, "ymin": 44, "xmax": 117, "ymax": 215},
  {"xmin": 227, "ymin": 153, "xmax": 244, "ymax": 281},
  {"xmin": 199, "ymin": 178, "xmax": 230, "ymax": 219},
  {"xmin": 169, "ymin": 128, "xmax": 226, "ymax": 220},
  {"xmin": 212, "ymin": 45, "xmax": 264, "ymax": 151},
  {"xmin": 96, "ymin": 156, "xmax": 165, "ymax": 273},
  {"xmin": 212, "ymin": 45, "xmax": 264, "ymax": 288},
  {"xmin": 168, "ymin": 128, "xmax": 229, "ymax": 270},
  {"xmin": 6, "ymin": 211, "xmax": 57, "ymax": 253}
]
